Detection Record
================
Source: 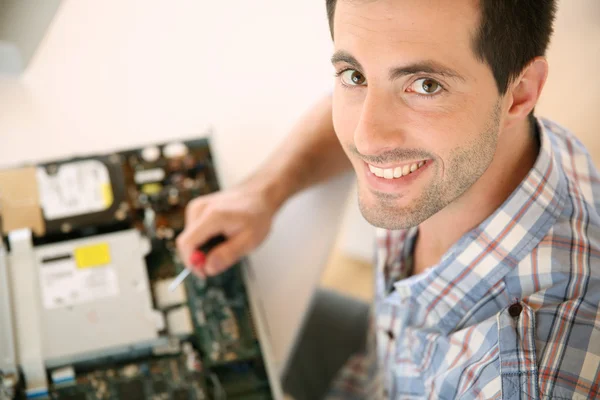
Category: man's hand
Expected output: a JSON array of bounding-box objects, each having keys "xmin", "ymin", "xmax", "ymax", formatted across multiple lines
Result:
[
  {"xmin": 176, "ymin": 181, "xmax": 276, "ymax": 277},
  {"xmin": 177, "ymin": 95, "xmax": 349, "ymax": 278}
]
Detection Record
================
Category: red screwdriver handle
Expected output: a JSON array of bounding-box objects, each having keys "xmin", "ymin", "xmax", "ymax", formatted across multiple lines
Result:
[{"xmin": 190, "ymin": 250, "xmax": 206, "ymax": 268}]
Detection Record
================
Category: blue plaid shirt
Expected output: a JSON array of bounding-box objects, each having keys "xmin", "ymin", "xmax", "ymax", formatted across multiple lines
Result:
[{"xmin": 328, "ymin": 118, "xmax": 600, "ymax": 399}]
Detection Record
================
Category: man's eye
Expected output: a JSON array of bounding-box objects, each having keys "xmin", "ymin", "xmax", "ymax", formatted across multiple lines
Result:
[
  {"xmin": 340, "ymin": 70, "xmax": 367, "ymax": 86},
  {"xmin": 409, "ymin": 78, "xmax": 443, "ymax": 95}
]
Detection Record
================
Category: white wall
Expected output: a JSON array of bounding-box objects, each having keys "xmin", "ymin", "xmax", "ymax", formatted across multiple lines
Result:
[
  {"xmin": 336, "ymin": 0, "xmax": 600, "ymax": 264},
  {"xmin": 0, "ymin": 41, "xmax": 23, "ymax": 74},
  {"xmin": 536, "ymin": 0, "xmax": 600, "ymax": 162},
  {"xmin": 0, "ymin": 0, "xmax": 352, "ymax": 373}
]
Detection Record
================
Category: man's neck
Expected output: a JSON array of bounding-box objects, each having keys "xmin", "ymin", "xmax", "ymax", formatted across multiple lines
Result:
[{"xmin": 412, "ymin": 118, "xmax": 540, "ymax": 276}]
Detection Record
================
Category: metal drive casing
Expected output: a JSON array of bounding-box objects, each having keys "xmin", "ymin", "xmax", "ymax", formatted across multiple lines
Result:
[{"xmin": 33, "ymin": 229, "xmax": 159, "ymax": 365}]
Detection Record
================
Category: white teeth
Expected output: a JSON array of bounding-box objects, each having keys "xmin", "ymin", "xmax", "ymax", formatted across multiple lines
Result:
[
  {"xmin": 369, "ymin": 164, "xmax": 384, "ymax": 177},
  {"xmin": 369, "ymin": 161, "xmax": 426, "ymax": 179}
]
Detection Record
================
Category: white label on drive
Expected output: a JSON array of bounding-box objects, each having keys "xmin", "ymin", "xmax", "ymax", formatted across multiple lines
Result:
[
  {"xmin": 39, "ymin": 259, "xmax": 119, "ymax": 309},
  {"xmin": 36, "ymin": 160, "xmax": 114, "ymax": 220}
]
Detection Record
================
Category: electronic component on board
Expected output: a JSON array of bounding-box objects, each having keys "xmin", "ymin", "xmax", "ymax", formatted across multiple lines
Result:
[
  {"xmin": 116, "ymin": 378, "xmax": 145, "ymax": 400},
  {"xmin": 140, "ymin": 146, "xmax": 161, "ymax": 163},
  {"xmin": 50, "ymin": 367, "xmax": 75, "ymax": 386},
  {"xmin": 167, "ymin": 306, "xmax": 194, "ymax": 337},
  {"xmin": 154, "ymin": 278, "xmax": 188, "ymax": 309}
]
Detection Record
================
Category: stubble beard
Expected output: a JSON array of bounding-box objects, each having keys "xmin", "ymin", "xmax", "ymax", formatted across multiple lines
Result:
[{"xmin": 358, "ymin": 103, "xmax": 501, "ymax": 230}]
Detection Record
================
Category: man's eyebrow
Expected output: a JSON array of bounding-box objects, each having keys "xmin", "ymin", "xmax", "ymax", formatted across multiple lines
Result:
[
  {"xmin": 331, "ymin": 50, "xmax": 363, "ymax": 70},
  {"xmin": 331, "ymin": 50, "xmax": 465, "ymax": 82},
  {"xmin": 390, "ymin": 61, "xmax": 466, "ymax": 82}
]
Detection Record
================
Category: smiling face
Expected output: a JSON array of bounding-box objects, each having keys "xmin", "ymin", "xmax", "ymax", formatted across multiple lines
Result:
[{"xmin": 331, "ymin": 0, "xmax": 505, "ymax": 229}]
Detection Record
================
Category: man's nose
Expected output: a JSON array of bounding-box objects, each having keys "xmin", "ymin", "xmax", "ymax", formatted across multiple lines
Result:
[{"xmin": 353, "ymin": 88, "xmax": 411, "ymax": 160}]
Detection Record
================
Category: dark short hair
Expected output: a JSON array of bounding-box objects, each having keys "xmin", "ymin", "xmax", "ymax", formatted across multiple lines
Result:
[{"xmin": 326, "ymin": 0, "xmax": 557, "ymax": 95}]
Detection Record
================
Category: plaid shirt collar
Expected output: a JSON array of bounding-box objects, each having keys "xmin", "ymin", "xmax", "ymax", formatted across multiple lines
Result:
[{"xmin": 380, "ymin": 118, "xmax": 570, "ymax": 334}]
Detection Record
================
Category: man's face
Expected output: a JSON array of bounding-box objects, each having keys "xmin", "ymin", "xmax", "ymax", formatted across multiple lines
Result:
[{"xmin": 332, "ymin": 0, "xmax": 504, "ymax": 229}]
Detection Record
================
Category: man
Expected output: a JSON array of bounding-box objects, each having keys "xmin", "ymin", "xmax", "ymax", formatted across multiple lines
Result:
[{"xmin": 177, "ymin": 0, "xmax": 600, "ymax": 398}]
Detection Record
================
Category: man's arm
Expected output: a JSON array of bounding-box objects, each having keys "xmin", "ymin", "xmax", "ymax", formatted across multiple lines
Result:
[
  {"xmin": 176, "ymin": 94, "xmax": 351, "ymax": 275},
  {"xmin": 250, "ymin": 94, "xmax": 351, "ymax": 211}
]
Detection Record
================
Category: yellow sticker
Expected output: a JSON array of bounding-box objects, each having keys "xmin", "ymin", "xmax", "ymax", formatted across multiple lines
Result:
[
  {"xmin": 75, "ymin": 243, "xmax": 111, "ymax": 269},
  {"xmin": 141, "ymin": 183, "xmax": 163, "ymax": 196},
  {"xmin": 102, "ymin": 183, "xmax": 114, "ymax": 208}
]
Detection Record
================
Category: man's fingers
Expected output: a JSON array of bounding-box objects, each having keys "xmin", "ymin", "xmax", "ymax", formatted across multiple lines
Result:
[
  {"xmin": 176, "ymin": 211, "xmax": 226, "ymax": 266},
  {"xmin": 204, "ymin": 232, "xmax": 254, "ymax": 276},
  {"xmin": 185, "ymin": 197, "xmax": 209, "ymax": 224}
]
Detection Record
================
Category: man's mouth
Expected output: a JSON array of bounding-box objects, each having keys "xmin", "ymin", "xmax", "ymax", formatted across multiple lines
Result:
[{"xmin": 367, "ymin": 160, "xmax": 427, "ymax": 180}]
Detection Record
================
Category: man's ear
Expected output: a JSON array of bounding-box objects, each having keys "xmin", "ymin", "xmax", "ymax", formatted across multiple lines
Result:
[{"xmin": 505, "ymin": 57, "xmax": 549, "ymax": 127}]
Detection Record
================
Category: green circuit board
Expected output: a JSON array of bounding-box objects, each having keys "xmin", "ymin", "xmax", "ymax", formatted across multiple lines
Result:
[{"xmin": 3, "ymin": 137, "xmax": 273, "ymax": 400}]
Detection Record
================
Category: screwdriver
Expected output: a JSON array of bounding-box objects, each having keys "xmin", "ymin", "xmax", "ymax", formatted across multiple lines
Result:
[{"xmin": 168, "ymin": 234, "xmax": 226, "ymax": 292}]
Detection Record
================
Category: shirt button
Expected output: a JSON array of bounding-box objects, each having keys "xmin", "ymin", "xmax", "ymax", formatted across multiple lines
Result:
[
  {"xmin": 509, "ymin": 302, "xmax": 523, "ymax": 317},
  {"xmin": 386, "ymin": 330, "xmax": 395, "ymax": 340}
]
